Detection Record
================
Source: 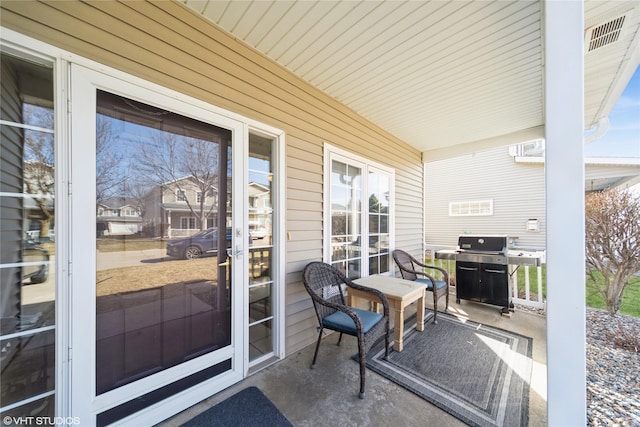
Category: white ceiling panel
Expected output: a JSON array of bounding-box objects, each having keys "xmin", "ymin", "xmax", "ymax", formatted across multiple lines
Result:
[{"xmin": 184, "ymin": 0, "xmax": 640, "ymax": 155}]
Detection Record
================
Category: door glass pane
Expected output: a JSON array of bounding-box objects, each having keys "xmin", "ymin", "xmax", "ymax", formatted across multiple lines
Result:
[
  {"xmin": 368, "ymin": 171, "xmax": 390, "ymax": 275},
  {"xmin": 95, "ymin": 91, "xmax": 232, "ymax": 394},
  {"xmin": 248, "ymin": 133, "xmax": 274, "ymax": 362},
  {"xmin": 0, "ymin": 53, "xmax": 56, "ymax": 417},
  {"xmin": 330, "ymin": 160, "xmax": 362, "ymax": 278}
]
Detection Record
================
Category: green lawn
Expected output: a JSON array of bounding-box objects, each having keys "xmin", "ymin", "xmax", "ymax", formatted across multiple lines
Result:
[
  {"xmin": 429, "ymin": 258, "xmax": 639, "ymax": 317},
  {"xmin": 97, "ymin": 236, "xmax": 166, "ymax": 252},
  {"xmin": 512, "ymin": 266, "xmax": 640, "ymax": 317},
  {"xmin": 586, "ymin": 272, "xmax": 640, "ymax": 317},
  {"xmin": 514, "ymin": 265, "xmax": 547, "ymax": 298}
]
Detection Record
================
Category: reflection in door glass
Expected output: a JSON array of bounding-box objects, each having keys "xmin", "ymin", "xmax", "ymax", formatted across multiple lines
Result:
[
  {"xmin": 248, "ymin": 133, "xmax": 275, "ymax": 362},
  {"xmin": 0, "ymin": 53, "xmax": 56, "ymax": 417},
  {"xmin": 95, "ymin": 91, "xmax": 232, "ymax": 394},
  {"xmin": 368, "ymin": 171, "xmax": 390, "ymax": 275},
  {"xmin": 330, "ymin": 160, "xmax": 362, "ymax": 279}
]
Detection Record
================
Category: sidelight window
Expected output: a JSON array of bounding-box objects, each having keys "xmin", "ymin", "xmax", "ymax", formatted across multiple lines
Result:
[{"xmin": 0, "ymin": 52, "xmax": 56, "ymax": 418}]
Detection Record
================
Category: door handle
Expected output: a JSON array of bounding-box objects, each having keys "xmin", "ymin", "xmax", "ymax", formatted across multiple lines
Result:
[
  {"xmin": 227, "ymin": 246, "xmax": 243, "ymax": 258},
  {"xmin": 218, "ymin": 260, "xmax": 230, "ymax": 267}
]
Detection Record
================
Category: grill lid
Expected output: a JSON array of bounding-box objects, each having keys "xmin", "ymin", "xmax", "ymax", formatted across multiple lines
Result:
[{"xmin": 457, "ymin": 235, "xmax": 508, "ymax": 254}]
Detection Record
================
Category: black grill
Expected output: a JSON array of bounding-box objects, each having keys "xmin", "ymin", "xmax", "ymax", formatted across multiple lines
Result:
[{"xmin": 454, "ymin": 235, "xmax": 512, "ymax": 314}]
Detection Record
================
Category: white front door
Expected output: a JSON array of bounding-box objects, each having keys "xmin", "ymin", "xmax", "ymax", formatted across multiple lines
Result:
[{"xmin": 69, "ymin": 65, "xmax": 247, "ymax": 426}]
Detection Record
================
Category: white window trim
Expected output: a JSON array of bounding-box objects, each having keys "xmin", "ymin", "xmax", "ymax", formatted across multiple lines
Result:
[{"xmin": 322, "ymin": 143, "xmax": 395, "ymax": 277}]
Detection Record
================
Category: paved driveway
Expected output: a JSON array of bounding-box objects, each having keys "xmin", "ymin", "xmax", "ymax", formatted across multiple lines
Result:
[{"xmin": 97, "ymin": 248, "xmax": 169, "ymax": 270}]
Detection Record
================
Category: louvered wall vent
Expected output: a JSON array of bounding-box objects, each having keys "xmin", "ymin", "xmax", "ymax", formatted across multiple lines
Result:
[{"xmin": 585, "ymin": 15, "xmax": 626, "ymax": 52}]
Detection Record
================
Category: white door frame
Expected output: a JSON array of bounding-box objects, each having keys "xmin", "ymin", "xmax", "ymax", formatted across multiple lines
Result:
[{"xmin": 69, "ymin": 64, "xmax": 246, "ymax": 425}]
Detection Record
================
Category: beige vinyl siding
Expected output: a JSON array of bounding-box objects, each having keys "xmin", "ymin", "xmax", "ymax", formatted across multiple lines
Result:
[
  {"xmin": 425, "ymin": 145, "xmax": 546, "ymax": 249},
  {"xmin": 1, "ymin": 0, "xmax": 424, "ymax": 354}
]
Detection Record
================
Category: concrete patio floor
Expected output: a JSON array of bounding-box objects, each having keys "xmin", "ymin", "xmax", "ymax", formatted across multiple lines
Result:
[{"xmin": 157, "ymin": 297, "xmax": 547, "ymax": 427}]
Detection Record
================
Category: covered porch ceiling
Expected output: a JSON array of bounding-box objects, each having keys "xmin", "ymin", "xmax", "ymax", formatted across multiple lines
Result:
[{"xmin": 184, "ymin": 0, "xmax": 640, "ymax": 159}]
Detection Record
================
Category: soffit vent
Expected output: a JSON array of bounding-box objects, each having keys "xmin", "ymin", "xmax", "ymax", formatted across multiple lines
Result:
[{"xmin": 585, "ymin": 15, "xmax": 626, "ymax": 53}]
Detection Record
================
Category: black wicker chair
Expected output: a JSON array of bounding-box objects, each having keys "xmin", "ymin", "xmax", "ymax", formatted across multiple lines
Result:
[
  {"xmin": 392, "ymin": 249, "xmax": 449, "ymax": 324},
  {"xmin": 302, "ymin": 262, "xmax": 390, "ymax": 399}
]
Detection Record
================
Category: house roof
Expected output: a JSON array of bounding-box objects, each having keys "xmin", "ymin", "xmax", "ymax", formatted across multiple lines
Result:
[
  {"xmin": 516, "ymin": 153, "xmax": 640, "ymax": 191},
  {"xmin": 183, "ymin": 0, "xmax": 640, "ymax": 158},
  {"xmin": 248, "ymin": 182, "xmax": 270, "ymax": 197},
  {"xmin": 99, "ymin": 197, "xmax": 139, "ymax": 209}
]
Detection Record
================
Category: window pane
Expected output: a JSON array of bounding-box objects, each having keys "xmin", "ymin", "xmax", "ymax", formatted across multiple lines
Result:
[
  {"xmin": 0, "ymin": 395, "xmax": 54, "ymax": 419},
  {"xmin": 249, "ymin": 283, "xmax": 271, "ymax": 321},
  {"xmin": 331, "ymin": 236, "xmax": 347, "ymax": 261},
  {"xmin": 347, "ymin": 259, "xmax": 360, "ymax": 280},
  {"xmin": 249, "ymin": 319, "xmax": 272, "ymax": 360},
  {"xmin": 0, "ymin": 330, "xmax": 55, "ymax": 407},
  {"xmin": 367, "ymin": 170, "xmax": 391, "ymax": 275},
  {"xmin": 332, "ymin": 211, "xmax": 347, "ymax": 235},
  {"xmin": 330, "ymin": 159, "xmax": 362, "ymax": 276},
  {"xmin": 249, "ymin": 247, "xmax": 272, "ymax": 284},
  {"xmin": 369, "ymin": 214, "xmax": 379, "ymax": 233},
  {"xmin": 369, "ymin": 257, "xmax": 379, "ymax": 275},
  {"xmin": 380, "ymin": 215, "xmax": 389, "ymax": 233}
]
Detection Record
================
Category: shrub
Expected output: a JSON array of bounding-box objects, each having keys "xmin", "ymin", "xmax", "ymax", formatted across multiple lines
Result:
[{"xmin": 585, "ymin": 188, "xmax": 640, "ymax": 315}]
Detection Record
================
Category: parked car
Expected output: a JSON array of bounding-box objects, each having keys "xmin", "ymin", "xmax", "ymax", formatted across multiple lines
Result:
[
  {"xmin": 249, "ymin": 224, "xmax": 268, "ymax": 240},
  {"xmin": 25, "ymin": 228, "xmax": 55, "ymax": 242},
  {"xmin": 166, "ymin": 227, "xmax": 232, "ymax": 260},
  {"xmin": 23, "ymin": 236, "xmax": 50, "ymax": 284}
]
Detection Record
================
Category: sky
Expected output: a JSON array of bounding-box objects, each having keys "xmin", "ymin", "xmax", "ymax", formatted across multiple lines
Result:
[{"xmin": 584, "ymin": 65, "xmax": 640, "ymax": 158}]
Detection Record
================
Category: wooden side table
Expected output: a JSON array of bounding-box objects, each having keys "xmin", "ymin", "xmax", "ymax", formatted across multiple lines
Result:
[{"xmin": 351, "ymin": 275, "xmax": 425, "ymax": 351}]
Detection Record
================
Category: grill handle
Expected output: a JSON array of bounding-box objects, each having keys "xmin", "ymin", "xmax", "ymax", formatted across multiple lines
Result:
[
  {"xmin": 458, "ymin": 266, "xmax": 478, "ymax": 271},
  {"xmin": 485, "ymin": 268, "xmax": 506, "ymax": 274}
]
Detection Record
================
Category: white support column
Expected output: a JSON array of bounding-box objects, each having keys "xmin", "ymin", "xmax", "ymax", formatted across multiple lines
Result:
[{"xmin": 545, "ymin": 1, "xmax": 586, "ymax": 425}]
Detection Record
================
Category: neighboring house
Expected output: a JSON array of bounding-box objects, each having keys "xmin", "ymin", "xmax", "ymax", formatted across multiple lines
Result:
[
  {"xmin": 248, "ymin": 181, "xmax": 271, "ymax": 236},
  {"xmin": 142, "ymin": 176, "xmax": 219, "ymax": 239},
  {"xmin": 425, "ymin": 141, "xmax": 640, "ymax": 250},
  {"xmin": 1, "ymin": 1, "xmax": 638, "ymax": 426},
  {"xmin": 96, "ymin": 197, "xmax": 142, "ymax": 237},
  {"xmin": 23, "ymin": 161, "xmax": 55, "ymax": 241}
]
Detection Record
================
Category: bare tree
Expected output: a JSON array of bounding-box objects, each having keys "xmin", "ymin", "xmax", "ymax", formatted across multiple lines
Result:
[
  {"xmin": 136, "ymin": 131, "xmax": 219, "ymax": 231},
  {"xmin": 96, "ymin": 115, "xmax": 127, "ymax": 204},
  {"xmin": 585, "ymin": 188, "xmax": 640, "ymax": 315},
  {"xmin": 23, "ymin": 107, "xmax": 126, "ymax": 239},
  {"xmin": 23, "ymin": 104, "xmax": 55, "ymax": 240}
]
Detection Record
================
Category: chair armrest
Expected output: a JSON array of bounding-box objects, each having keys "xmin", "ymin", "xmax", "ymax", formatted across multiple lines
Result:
[
  {"xmin": 410, "ymin": 257, "xmax": 450, "ymax": 283},
  {"xmin": 344, "ymin": 279, "xmax": 390, "ymax": 318}
]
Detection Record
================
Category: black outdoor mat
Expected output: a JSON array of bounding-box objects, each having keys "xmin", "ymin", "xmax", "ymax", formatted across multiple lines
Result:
[
  {"xmin": 180, "ymin": 386, "xmax": 293, "ymax": 427},
  {"xmin": 366, "ymin": 310, "xmax": 533, "ymax": 427}
]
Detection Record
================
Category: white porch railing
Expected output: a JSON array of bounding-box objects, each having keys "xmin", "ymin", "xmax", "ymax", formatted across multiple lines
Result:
[
  {"xmin": 424, "ymin": 245, "xmax": 547, "ymax": 313},
  {"xmin": 509, "ymin": 264, "xmax": 546, "ymax": 310}
]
